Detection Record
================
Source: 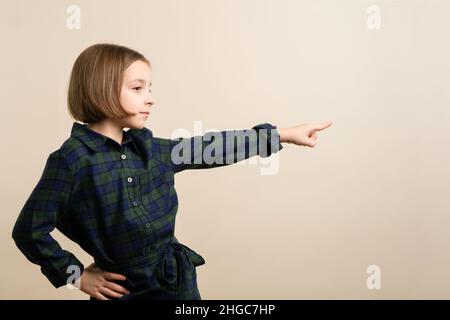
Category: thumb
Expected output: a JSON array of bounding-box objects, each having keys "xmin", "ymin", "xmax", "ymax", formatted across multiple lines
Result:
[{"xmin": 306, "ymin": 139, "xmax": 316, "ymax": 147}]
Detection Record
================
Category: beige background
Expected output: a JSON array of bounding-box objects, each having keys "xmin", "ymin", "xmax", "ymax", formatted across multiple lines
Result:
[{"xmin": 1, "ymin": 0, "xmax": 450, "ymax": 299}]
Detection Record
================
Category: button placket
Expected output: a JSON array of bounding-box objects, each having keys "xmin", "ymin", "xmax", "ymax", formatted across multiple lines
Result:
[
  {"xmin": 120, "ymin": 150, "xmax": 154, "ymax": 238},
  {"xmin": 120, "ymin": 151, "xmax": 140, "ymax": 210}
]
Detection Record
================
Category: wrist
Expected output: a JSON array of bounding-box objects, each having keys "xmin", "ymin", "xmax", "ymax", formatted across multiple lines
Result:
[{"xmin": 278, "ymin": 127, "xmax": 291, "ymax": 144}]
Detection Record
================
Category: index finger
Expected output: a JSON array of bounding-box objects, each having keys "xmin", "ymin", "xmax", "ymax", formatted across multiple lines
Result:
[
  {"xmin": 103, "ymin": 272, "xmax": 127, "ymax": 281},
  {"xmin": 314, "ymin": 121, "xmax": 333, "ymax": 131}
]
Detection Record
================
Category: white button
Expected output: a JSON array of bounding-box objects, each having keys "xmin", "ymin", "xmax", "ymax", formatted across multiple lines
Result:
[
  {"xmin": 121, "ymin": 154, "xmax": 127, "ymax": 160},
  {"xmin": 127, "ymin": 177, "xmax": 133, "ymax": 183}
]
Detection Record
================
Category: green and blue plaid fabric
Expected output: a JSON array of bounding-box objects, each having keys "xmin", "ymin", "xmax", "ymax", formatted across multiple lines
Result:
[{"xmin": 12, "ymin": 121, "xmax": 283, "ymax": 299}]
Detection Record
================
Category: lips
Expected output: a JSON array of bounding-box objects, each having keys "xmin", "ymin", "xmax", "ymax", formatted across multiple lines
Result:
[{"xmin": 140, "ymin": 112, "xmax": 149, "ymax": 116}]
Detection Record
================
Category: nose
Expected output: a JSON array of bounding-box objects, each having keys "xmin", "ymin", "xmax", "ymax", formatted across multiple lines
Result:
[{"xmin": 145, "ymin": 93, "xmax": 155, "ymax": 107}]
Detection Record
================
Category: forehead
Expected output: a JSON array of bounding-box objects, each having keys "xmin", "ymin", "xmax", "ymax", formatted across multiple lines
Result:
[{"xmin": 124, "ymin": 60, "xmax": 152, "ymax": 83}]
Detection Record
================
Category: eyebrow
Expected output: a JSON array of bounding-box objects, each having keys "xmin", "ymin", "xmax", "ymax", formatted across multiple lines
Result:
[{"xmin": 130, "ymin": 79, "xmax": 152, "ymax": 86}]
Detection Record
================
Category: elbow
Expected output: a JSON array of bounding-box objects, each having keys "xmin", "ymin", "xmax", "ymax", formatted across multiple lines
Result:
[
  {"xmin": 11, "ymin": 217, "xmax": 26, "ymax": 245},
  {"xmin": 11, "ymin": 221, "xmax": 21, "ymax": 244}
]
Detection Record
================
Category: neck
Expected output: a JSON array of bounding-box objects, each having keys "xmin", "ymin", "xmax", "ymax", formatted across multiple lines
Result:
[{"xmin": 87, "ymin": 119, "xmax": 124, "ymax": 145}]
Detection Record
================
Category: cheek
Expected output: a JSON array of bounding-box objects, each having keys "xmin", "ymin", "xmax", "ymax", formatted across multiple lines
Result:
[{"xmin": 120, "ymin": 91, "xmax": 139, "ymax": 113}]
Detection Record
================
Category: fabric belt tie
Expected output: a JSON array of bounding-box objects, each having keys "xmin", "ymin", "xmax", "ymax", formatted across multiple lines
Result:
[{"xmin": 94, "ymin": 236, "xmax": 205, "ymax": 273}]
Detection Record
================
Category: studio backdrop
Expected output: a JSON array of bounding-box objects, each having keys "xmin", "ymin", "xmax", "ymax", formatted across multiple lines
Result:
[{"xmin": 1, "ymin": 0, "xmax": 449, "ymax": 299}]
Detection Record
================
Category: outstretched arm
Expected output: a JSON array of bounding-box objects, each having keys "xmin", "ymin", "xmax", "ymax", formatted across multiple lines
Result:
[
  {"xmin": 155, "ymin": 123, "xmax": 285, "ymax": 173},
  {"xmin": 153, "ymin": 121, "xmax": 333, "ymax": 173}
]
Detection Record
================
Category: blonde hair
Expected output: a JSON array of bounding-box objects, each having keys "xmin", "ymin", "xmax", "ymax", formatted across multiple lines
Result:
[{"xmin": 67, "ymin": 43, "xmax": 151, "ymax": 123}]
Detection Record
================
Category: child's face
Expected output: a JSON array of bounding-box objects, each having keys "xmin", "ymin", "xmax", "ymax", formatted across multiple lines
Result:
[{"xmin": 119, "ymin": 60, "xmax": 154, "ymax": 129}]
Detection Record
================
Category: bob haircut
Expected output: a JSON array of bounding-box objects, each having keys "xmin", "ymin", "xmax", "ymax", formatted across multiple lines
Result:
[{"xmin": 68, "ymin": 43, "xmax": 151, "ymax": 124}]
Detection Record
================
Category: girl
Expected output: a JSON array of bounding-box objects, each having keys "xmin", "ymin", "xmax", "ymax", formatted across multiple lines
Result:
[{"xmin": 12, "ymin": 43, "xmax": 332, "ymax": 300}]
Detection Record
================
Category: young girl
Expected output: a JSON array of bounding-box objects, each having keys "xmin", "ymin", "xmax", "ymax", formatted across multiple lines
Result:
[{"xmin": 12, "ymin": 43, "xmax": 332, "ymax": 300}]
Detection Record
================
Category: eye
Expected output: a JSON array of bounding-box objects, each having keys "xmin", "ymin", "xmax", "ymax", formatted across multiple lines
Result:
[{"xmin": 133, "ymin": 87, "xmax": 142, "ymax": 91}]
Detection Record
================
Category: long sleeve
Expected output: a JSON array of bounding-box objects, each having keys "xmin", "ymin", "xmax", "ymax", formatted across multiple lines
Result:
[
  {"xmin": 12, "ymin": 150, "xmax": 84, "ymax": 288},
  {"xmin": 156, "ymin": 123, "xmax": 283, "ymax": 173}
]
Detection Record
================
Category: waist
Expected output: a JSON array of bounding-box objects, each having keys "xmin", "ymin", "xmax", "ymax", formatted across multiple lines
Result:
[{"xmin": 94, "ymin": 237, "xmax": 204, "ymax": 272}]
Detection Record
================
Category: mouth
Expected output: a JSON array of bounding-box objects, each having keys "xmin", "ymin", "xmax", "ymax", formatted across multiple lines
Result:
[{"xmin": 139, "ymin": 112, "xmax": 149, "ymax": 117}]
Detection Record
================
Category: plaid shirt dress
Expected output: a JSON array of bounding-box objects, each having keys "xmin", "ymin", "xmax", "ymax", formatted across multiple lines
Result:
[{"xmin": 12, "ymin": 121, "xmax": 283, "ymax": 300}]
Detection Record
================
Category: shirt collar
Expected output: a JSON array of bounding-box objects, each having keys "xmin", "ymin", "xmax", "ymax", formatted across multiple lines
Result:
[{"xmin": 70, "ymin": 122, "xmax": 142, "ymax": 156}]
